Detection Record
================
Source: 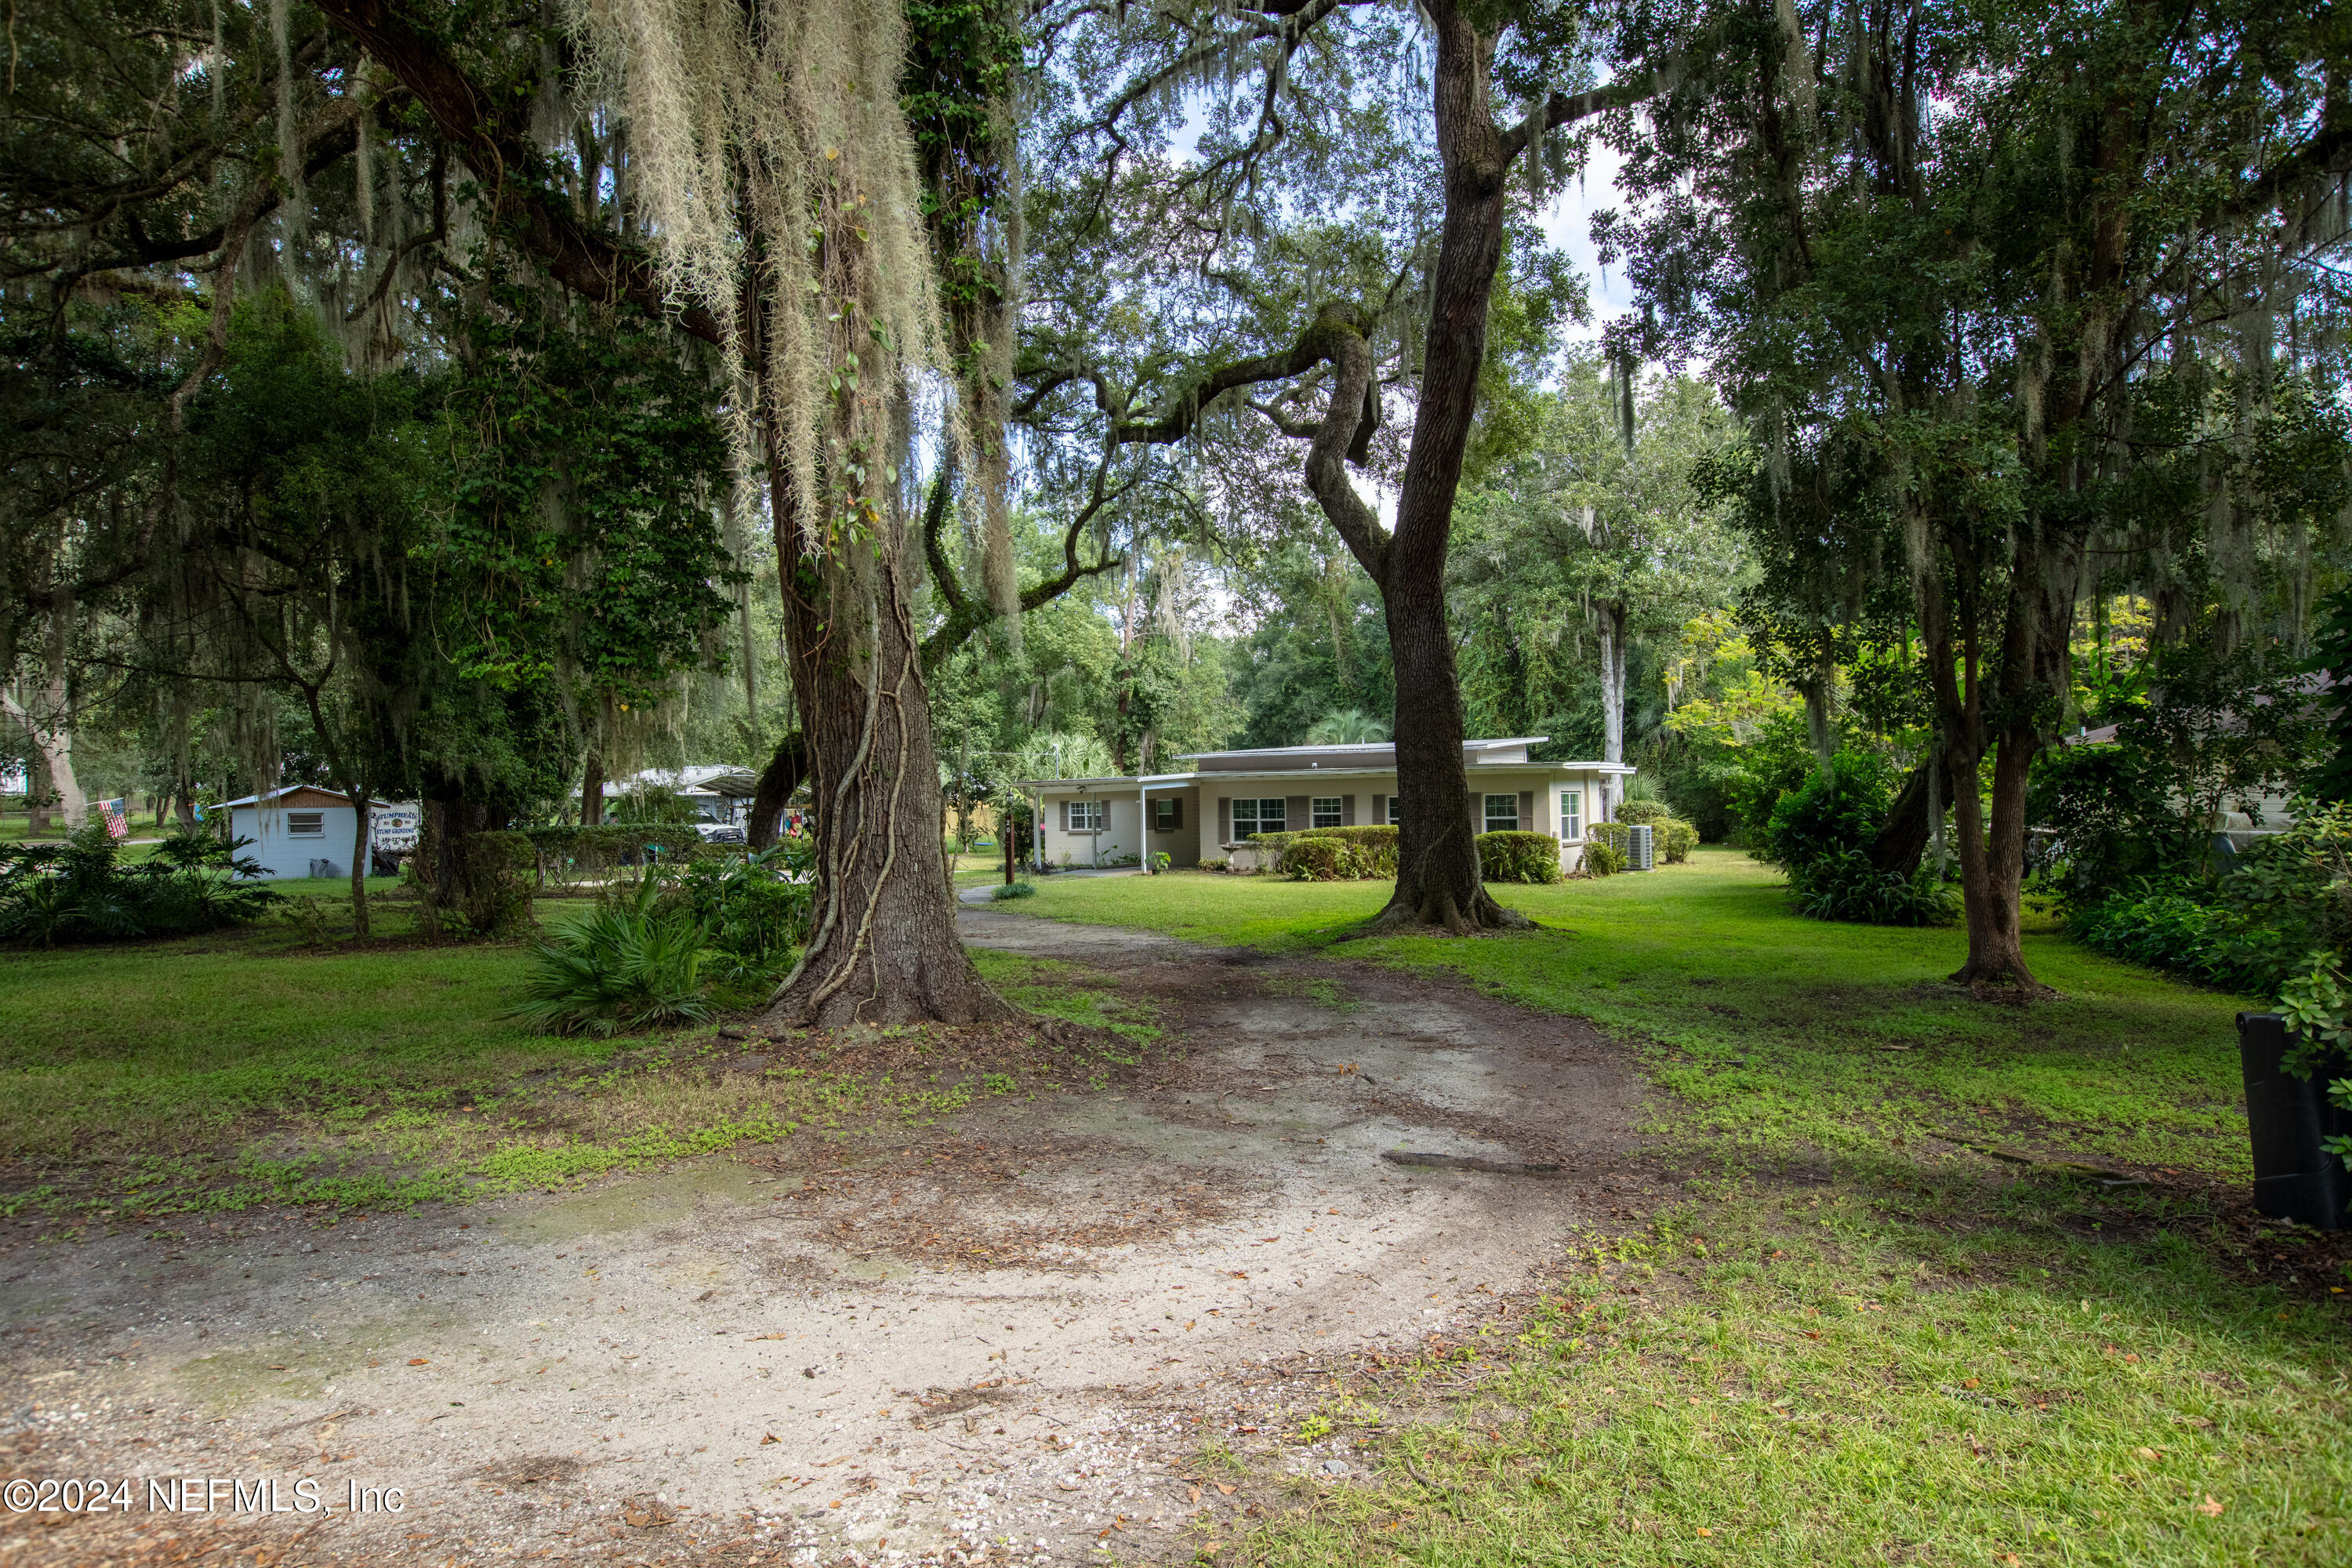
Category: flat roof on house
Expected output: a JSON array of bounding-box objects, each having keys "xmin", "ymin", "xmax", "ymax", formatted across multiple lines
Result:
[
  {"xmin": 1014, "ymin": 740, "xmax": 1637, "ymax": 790},
  {"xmin": 1174, "ymin": 737, "xmax": 1550, "ymax": 771}
]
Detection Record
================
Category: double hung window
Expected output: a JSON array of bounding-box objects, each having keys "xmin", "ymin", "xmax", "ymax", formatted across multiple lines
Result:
[
  {"xmin": 1559, "ymin": 789, "xmax": 1583, "ymax": 840},
  {"xmin": 1311, "ymin": 797, "xmax": 1343, "ymax": 829},
  {"xmin": 1231, "ymin": 798, "xmax": 1287, "ymax": 835},
  {"xmin": 1152, "ymin": 797, "xmax": 1182, "ymax": 832},
  {"xmin": 1070, "ymin": 799, "xmax": 1104, "ymax": 832},
  {"xmin": 1483, "ymin": 793, "xmax": 1519, "ymax": 833},
  {"xmin": 1386, "ymin": 796, "xmax": 1401, "ymax": 826}
]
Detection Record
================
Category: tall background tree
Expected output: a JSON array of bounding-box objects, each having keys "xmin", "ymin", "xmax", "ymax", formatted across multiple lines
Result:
[{"xmin": 1599, "ymin": 0, "xmax": 2352, "ymax": 985}]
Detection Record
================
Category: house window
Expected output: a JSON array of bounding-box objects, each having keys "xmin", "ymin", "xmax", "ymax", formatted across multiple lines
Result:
[
  {"xmin": 1232, "ymin": 797, "xmax": 1286, "ymax": 836},
  {"xmin": 1153, "ymin": 797, "xmax": 1182, "ymax": 833},
  {"xmin": 1387, "ymin": 795, "xmax": 1400, "ymax": 826},
  {"xmin": 1070, "ymin": 799, "xmax": 1103, "ymax": 832},
  {"xmin": 1560, "ymin": 789, "xmax": 1582, "ymax": 840},
  {"xmin": 1312, "ymin": 797, "xmax": 1343, "ymax": 829},
  {"xmin": 1484, "ymin": 793, "xmax": 1519, "ymax": 833},
  {"xmin": 287, "ymin": 811, "xmax": 325, "ymax": 838}
]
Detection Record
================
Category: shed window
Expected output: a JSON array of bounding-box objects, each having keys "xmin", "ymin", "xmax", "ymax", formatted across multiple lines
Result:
[
  {"xmin": 1559, "ymin": 789, "xmax": 1583, "ymax": 840},
  {"xmin": 1483, "ymin": 793, "xmax": 1519, "ymax": 833},
  {"xmin": 287, "ymin": 811, "xmax": 326, "ymax": 838},
  {"xmin": 1311, "ymin": 797, "xmax": 1343, "ymax": 829},
  {"xmin": 1070, "ymin": 799, "xmax": 1104, "ymax": 832},
  {"xmin": 1231, "ymin": 798, "xmax": 1286, "ymax": 835},
  {"xmin": 1153, "ymin": 797, "xmax": 1183, "ymax": 833}
]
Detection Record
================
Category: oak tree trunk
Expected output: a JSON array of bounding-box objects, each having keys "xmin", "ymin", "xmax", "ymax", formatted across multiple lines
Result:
[
  {"xmin": 1365, "ymin": 4, "xmax": 1526, "ymax": 935},
  {"xmin": 1870, "ymin": 759, "xmax": 1933, "ymax": 877},
  {"xmin": 580, "ymin": 749, "xmax": 604, "ymax": 827},
  {"xmin": 746, "ymin": 732, "xmax": 808, "ymax": 851},
  {"xmin": 416, "ymin": 795, "xmax": 496, "ymax": 941},
  {"xmin": 759, "ymin": 476, "xmax": 1014, "ymax": 1028}
]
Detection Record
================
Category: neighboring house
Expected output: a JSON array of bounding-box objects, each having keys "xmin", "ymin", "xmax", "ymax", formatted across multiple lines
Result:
[
  {"xmin": 224, "ymin": 786, "xmax": 382, "ymax": 880},
  {"xmin": 614, "ymin": 765, "xmax": 759, "ymax": 829},
  {"xmin": 1017, "ymin": 738, "xmax": 1635, "ymax": 873}
]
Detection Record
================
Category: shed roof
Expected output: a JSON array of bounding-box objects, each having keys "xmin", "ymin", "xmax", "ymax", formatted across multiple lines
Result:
[{"xmin": 223, "ymin": 786, "xmax": 384, "ymax": 808}]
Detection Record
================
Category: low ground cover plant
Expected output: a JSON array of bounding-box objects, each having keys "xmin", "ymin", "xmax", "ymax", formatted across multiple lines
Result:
[{"xmin": 510, "ymin": 874, "xmax": 717, "ymax": 1036}]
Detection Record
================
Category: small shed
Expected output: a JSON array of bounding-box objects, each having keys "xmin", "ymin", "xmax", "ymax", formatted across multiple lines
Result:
[{"xmin": 224, "ymin": 786, "xmax": 380, "ymax": 880}]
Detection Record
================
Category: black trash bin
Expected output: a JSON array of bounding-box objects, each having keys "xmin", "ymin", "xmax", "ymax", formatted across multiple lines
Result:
[{"xmin": 2236, "ymin": 1011, "xmax": 2350, "ymax": 1231}]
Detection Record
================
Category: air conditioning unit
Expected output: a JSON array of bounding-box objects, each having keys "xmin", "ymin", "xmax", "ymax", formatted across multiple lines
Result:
[{"xmin": 1627, "ymin": 824, "xmax": 1653, "ymax": 871}]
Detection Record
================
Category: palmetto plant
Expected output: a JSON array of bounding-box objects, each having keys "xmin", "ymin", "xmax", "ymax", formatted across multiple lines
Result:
[{"xmin": 507, "ymin": 873, "xmax": 715, "ymax": 1036}]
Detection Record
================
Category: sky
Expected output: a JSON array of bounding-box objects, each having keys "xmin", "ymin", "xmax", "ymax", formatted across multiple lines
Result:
[{"xmin": 1540, "ymin": 137, "xmax": 1639, "ymax": 348}]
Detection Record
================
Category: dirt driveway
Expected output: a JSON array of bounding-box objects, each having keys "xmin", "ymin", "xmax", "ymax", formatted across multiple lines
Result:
[{"xmin": 0, "ymin": 910, "xmax": 1646, "ymax": 1567}]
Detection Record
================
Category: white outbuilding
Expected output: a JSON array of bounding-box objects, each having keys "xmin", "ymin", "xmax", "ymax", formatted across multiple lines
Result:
[{"xmin": 223, "ymin": 786, "xmax": 381, "ymax": 880}]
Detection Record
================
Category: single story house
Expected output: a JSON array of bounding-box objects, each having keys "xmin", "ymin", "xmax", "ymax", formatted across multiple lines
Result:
[
  {"xmin": 1017, "ymin": 738, "xmax": 1635, "ymax": 873},
  {"xmin": 225, "ymin": 786, "xmax": 383, "ymax": 880}
]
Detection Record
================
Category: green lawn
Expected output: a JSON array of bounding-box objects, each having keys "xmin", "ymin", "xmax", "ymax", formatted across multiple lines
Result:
[
  {"xmin": 1009, "ymin": 852, "xmax": 2352, "ymax": 1567},
  {"xmin": 1018, "ymin": 851, "xmax": 2256, "ymax": 1176},
  {"xmin": 0, "ymin": 884, "xmax": 1153, "ymax": 1222}
]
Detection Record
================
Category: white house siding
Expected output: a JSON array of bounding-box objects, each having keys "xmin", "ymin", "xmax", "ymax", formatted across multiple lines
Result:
[{"xmin": 228, "ymin": 798, "xmax": 366, "ymax": 880}]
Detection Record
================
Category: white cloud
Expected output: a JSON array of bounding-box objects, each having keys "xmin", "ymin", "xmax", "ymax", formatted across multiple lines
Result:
[{"xmin": 1538, "ymin": 137, "xmax": 1635, "ymax": 346}]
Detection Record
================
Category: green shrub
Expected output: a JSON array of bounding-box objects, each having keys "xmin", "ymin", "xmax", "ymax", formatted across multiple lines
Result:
[
  {"xmin": 1748, "ymin": 753, "xmax": 1956, "ymax": 924},
  {"xmin": 658, "ymin": 846, "xmax": 809, "ymax": 979},
  {"xmin": 507, "ymin": 873, "xmax": 713, "ymax": 1036},
  {"xmin": 1611, "ymin": 803, "xmax": 1700, "ymax": 863},
  {"xmin": 1258, "ymin": 825, "xmax": 1399, "ymax": 880},
  {"xmin": 990, "ymin": 880, "xmax": 1037, "ymax": 900},
  {"xmin": 2026, "ymin": 736, "xmax": 2203, "ymax": 913},
  {"xmin": 1786, "ymin": 847, "xmax": 1958, "ymax": 926},
  {"xmin": 1279, "ymin": 836, "xmax": 1352, "ymax": 880},
  {"xmin": 2071, "ymin": 804, "xmax": 2352, "ymax": 999},
  {"xmin": 452, "ymin": 830, "xmax": 538, "ymax": 937},
  {"xmin": 1477, "ymin": 830, "xmax": 1561, "ymax": 884},
  {"xmin": 1581, "ymin": 837, "xmax": 1627, "ymax": 877},
  {"xmin": 1757, "ymin": 752, "xmax": 1893, "ymax": 869},
  {"xmin": 0, "ymin": 824, "xmax": 278, "ymax": 946}
]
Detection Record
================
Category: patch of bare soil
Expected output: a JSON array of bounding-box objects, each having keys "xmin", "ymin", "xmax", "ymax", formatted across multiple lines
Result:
[{"xmin": 0, "ymin": 909, "xmax": 1650, "ymax": 1568}]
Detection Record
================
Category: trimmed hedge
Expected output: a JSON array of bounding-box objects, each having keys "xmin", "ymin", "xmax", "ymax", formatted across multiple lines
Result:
[
  {"xmin": 1252, "ymin": 825, "xmax": 1400, "ymax": 880},
  {"xmin": 1477, "ymin": 829, "xmax": 1561, "ymax": 884},
  {"xmin": 517, "ymin": 824, "xmax": 702, "ymax": 891}
]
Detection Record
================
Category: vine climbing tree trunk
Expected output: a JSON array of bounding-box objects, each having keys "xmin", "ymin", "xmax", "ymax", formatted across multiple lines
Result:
[{"xmin": 757, "ymin": 449, "xmax": 1014, "ymax": 1029}]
